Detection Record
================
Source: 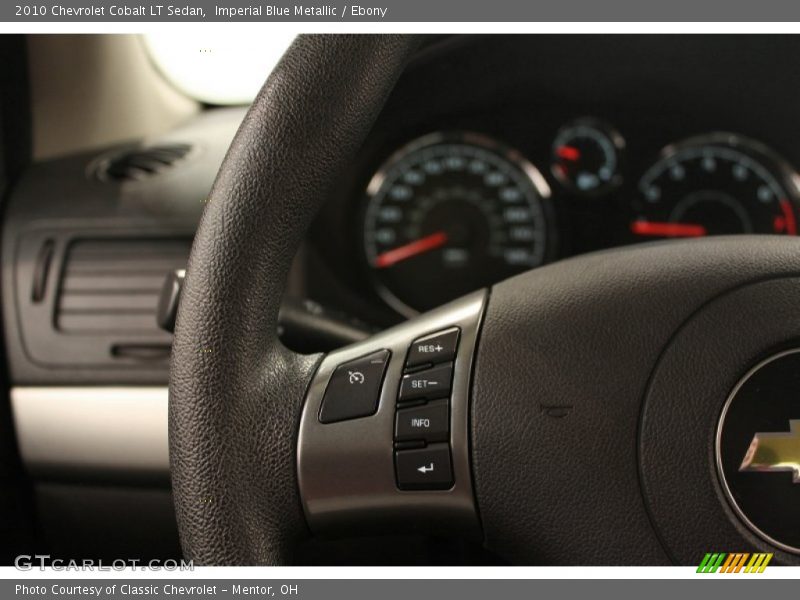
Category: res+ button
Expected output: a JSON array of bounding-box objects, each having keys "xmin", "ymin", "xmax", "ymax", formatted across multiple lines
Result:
[{"xmin": 406, "ymin": 327, "xmax": 460, "ymax": 368}]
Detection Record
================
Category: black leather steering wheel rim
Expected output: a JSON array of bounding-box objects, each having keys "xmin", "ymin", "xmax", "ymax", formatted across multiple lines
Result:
[{"xmin": 169, "ymin": 35, "xmax": 421, "ymax": 565}]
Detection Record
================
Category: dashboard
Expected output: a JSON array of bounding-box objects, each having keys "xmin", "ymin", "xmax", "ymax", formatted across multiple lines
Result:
[
  {"xmin": 10, "ymin": 35, "xmax": 800, "ymax": 381},
  {"xmin": 356, "ymin": 128, "xmax": 798, "ymax": 316},
  {"xmin": 304, "ymin": 35, "xmax": 800, "ymax": 326}
]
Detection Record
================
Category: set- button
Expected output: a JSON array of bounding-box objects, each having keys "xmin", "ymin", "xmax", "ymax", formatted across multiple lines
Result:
[
  {"xmin": 394, "ymin": 327, "xmax": 460, "ymax": 490},
  {"xmin": 399, "ymin": 362, "xmax": 453, "ymax": 402}
]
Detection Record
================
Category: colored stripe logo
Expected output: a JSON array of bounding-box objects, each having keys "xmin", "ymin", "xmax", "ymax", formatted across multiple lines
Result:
[{"xmin": 697, "ymin": 552, "xmax": 773, "ymax": 573}]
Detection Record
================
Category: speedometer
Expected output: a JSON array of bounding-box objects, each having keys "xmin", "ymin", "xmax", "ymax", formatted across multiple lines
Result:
[
  {"xmin": 632, "ymin": 134, "xmax": 800, "ymax": 240},
  {"xmin": 363, "ymin": 132, "xmax": 553, "ymax": 316}
]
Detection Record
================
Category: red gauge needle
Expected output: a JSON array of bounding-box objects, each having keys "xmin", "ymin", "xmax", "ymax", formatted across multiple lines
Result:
[
  {"xmin": 374, "ymin": 231, "xmax": 449, "ymax": 269},
  {"xmin": 776, "ymin": 199, "xmax": 798, "ymax": 235},
  {"xmin": 556, "ymin": 145, "xmax": 581, "ymax": 162},
  {"xmin": 631, "ymin": 220, "xmax": 708, "ymax": 238}
]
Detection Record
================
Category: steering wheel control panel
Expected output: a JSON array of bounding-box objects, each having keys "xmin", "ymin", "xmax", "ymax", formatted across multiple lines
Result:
[
  {"xmin": 394, "ymin": 327, "xmax": 460, "ymax": 490},
  {"xmin": 297, "ymin": 291, "xmax": 484, "ymax": 535}
]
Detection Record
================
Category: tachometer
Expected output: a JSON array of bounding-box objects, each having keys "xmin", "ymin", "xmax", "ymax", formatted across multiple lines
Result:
[
  {"xmin": 364, "ymin": 132, "xmax": 553, "ymax": 316},
  {"xmin": 632, "ymin": 134, "xmax": 799, "ymax": 240}
]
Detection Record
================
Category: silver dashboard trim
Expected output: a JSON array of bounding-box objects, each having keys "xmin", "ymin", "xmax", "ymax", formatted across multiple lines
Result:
[{"xmin": 11, "ymin": 386, "xmax": 169, "ymax": 482}]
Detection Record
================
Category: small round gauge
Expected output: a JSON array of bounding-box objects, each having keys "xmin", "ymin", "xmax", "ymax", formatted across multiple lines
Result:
[
  {"xmin": 364, "ymin": 132, "xmax": 553, "ymax": 316},
  {"xmin": 552, "ymin": 118, "xmax": 625, "ymax": 195},
  {"xmin": 632, "ymin": 134, "xmax": 800, "ymax": 241}
]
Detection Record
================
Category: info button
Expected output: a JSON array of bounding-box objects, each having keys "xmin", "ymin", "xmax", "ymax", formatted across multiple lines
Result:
[{"xmin": 395, "ymin": 399, "xmax": 449, "ymax": 442}]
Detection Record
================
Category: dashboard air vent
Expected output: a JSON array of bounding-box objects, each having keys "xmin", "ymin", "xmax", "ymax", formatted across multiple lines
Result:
[
  {"xmin": 95, "ymin": 143, "xmax": 193, "ymax": 182},
  {"xmin": 56, "ymin": 239, "xmax": 191, "ymax": 334}
]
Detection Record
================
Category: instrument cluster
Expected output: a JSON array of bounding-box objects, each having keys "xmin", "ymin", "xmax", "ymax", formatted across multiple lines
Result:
[{"xmin": 359, "ymin": 120, "xmax": 800, "ymax": 316}]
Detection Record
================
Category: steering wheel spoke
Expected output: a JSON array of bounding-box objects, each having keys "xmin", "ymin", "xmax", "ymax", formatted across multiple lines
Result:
[{"xmin": 298, "ymin": 290, "xmax": 485, "ymax": 537}]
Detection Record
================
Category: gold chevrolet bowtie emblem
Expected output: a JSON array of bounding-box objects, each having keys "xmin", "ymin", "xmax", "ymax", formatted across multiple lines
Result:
[{"xmin": 739, "ymin": 420, "xmax": 800, "ymax": 483}]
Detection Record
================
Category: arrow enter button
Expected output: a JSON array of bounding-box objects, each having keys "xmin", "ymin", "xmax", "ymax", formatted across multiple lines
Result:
[{"xmin": 395, "ymin": 443, "xmax": 453, "ymax": 490}]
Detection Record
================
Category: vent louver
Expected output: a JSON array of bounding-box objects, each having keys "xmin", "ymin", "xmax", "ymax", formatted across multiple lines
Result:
[
  {"xmin": 95, "ymin": 143, "xmax": 193, "ymax": 182},
  {"xmin": 56, "ymin": 239, "xmax": 191, "ymax": 334}
]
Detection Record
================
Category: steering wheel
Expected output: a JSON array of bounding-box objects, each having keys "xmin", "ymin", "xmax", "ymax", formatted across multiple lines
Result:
[{"xmin": 170, "ymin": 35, "xmax": 800, "ymax": 565}]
